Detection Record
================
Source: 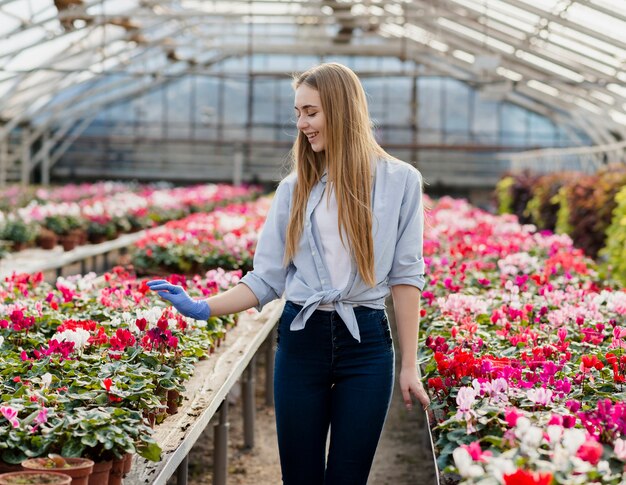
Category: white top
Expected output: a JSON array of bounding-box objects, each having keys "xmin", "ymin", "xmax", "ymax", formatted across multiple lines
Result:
[{"xmin": 313, "ymin": 185, "xmax": 351, "ymax": 310}]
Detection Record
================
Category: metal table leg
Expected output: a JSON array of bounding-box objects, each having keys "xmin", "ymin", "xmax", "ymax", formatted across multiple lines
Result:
[
  {"xmin": 243, "ymin": 356, "xmax": 256, "ymax": 449},
  {"xmin": 213, "ymin": 401, "xmax": 229, "ymax": 485}
]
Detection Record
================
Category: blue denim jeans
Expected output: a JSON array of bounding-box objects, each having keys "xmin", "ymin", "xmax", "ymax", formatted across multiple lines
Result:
[{"xmin": 274, "ymin": 301, "xmax": 395, "ymax": 485}]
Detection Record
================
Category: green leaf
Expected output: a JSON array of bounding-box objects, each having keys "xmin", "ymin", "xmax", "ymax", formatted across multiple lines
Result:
[
  {"xmin": 1, "ymin": 448, "xmax": 26, "ymax": 464},
  {"xmin": 137, "ymin": 442, "xmax": 162, "ymax": 462},
  {"xmin": 62, "ymin": 439, "xmax": 85, "ymax": 458}
]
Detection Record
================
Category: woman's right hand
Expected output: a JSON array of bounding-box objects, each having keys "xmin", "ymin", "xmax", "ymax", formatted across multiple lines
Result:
[{"xmin": 146, "ymin": 280, "xmax": 211, "ymax": 320}]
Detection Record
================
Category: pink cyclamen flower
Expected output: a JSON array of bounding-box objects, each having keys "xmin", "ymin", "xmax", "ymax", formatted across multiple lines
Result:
[
  {"xmin": 461, "ymin": 441, "xmax": 492, "ymax": 462},
  {"xmin": 34, "ymin": 408, "xmax": 48, "ymax": 425},
  {"xmin": 0, "ymin": 406, "xmax": 19, "ymax": 428},
  {"xmin": 505, "ymin": 407, "xmax": 523, "ymax": 428}
]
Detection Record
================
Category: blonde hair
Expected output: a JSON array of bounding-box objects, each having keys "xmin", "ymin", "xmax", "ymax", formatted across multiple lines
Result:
[{"xmin": 284, "ymin": 62, "xmax": 392, "ymax": 287}]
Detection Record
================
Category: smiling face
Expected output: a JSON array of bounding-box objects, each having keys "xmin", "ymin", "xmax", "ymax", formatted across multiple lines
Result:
[{"xmin": 294, "ymin": 84, "xmax": 326, "ymax": 153}]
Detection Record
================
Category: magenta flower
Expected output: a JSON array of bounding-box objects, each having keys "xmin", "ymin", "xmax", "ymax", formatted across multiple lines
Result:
[
  {"xmin": 460, "ymin": 441, "xmax": 492, "ymax": 462},
  {"xmin": 0, "ymin": 406, "xmax": 19, "ymax": 428},
  {"xmin": 34, "ymin": 408, "xmax": 48, "ymax": 425},
  {"xmin": 505, "ymin": 407, "xmax": 523, "ymax": 428}
]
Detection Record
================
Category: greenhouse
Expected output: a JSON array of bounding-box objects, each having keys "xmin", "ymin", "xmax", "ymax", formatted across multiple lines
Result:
[{"xmin": 0, "ymin": 1, "xmax": 625, "ymax": 484}]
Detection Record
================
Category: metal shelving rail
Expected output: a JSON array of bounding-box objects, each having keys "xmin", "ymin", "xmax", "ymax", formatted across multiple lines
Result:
[{"xmin": 0, "ymin": 230, "xmax": 150, "ymax": 280}]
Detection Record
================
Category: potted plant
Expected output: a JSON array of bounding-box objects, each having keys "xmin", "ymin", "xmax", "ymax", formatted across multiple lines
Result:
[
  {"xmin": 44, "ymin": 216, "xmax": 77, "ymax": 252},
  {"xmin": 0, "ymin": 471, "xmax": 72, "ymax": 485},
  {"xmin": 1, "ymin": 219, "xmax": 36, "ymax": 251},
  {"xmin": 21, "ymin": 456, "xmax": 94, "ymax": 485},
  {"xmin": 35, "ymin": 228, "xmax": 58, "ymax": 250},
  {"xmin": 57, "ymin": 407, "xmax": 160, "ymax": 485},
  {"xmin": 85, "ymin": 220, "xmax": 116, "ymax": 245},
  {"xmin": 0, "ymin": 401, "xmax": 64, "ymax": 469}
]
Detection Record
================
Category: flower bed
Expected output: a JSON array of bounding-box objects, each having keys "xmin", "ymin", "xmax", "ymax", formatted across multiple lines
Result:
[
  {"xmin": 0, "ymin": 183, "xmax": 259, "ymax": 252},
  {"xmin": 421, "ymin": 196, "xmax": 626, "ymax": 484},
  {"xmin": 131, "ymin": 197, "xmax": 272, "ymax": 275},
  {"xmin": 0, "ymin": 266, "xmax": 242, "ymax": 465}
]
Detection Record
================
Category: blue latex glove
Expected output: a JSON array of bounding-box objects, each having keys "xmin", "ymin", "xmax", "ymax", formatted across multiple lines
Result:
[{"xmin": 146, "ymin": 280, "xmax": 211, "ymax": 320}]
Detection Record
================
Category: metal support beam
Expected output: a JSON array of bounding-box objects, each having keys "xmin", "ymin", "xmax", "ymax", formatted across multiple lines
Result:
[
  {"xmin": 20, "ymin": 127, "xmax": 30, "ymax": 186},
  {"xmin": 41, "ymin": 130, "xmax": 51, "ymax": 185},
  {"xmin": 213, "ymin": 401, "xmax": 229, "ymax": 485},
  {"xmin": 242, "ymin": 355, "xmax": 256, "ymax": 450},
  {"xmin": 0, "ymin": 139, "xmax": 7, "ymax": 188},
  {"xmin": 176, "ymin": 455, "xmax": 188, "ymax": 485},
  {"xmin": 233, "ymin": 150, "xmax": 243, "ymax": 187}
]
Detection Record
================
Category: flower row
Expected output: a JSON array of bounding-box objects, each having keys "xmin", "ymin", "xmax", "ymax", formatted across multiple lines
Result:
[
  {"xmin": 0, "ymin": 183, "xmax": 259, "ymax": 253},
  {"xmin": 131, "ymin": 197, "xmax": 272, "ymax": 274},
  {"xmin": 0, "ymin": 266, "xmax": 242, "ymax": 466},
  {"xmin": 420, "ymin": 196, "xmax": 626, "ymax": 484},
  {"xmin": 0, "ymin": 182, "xmax": 131, "ymax": 212}
]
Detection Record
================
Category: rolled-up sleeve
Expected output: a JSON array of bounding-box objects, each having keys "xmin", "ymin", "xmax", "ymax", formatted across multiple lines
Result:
[
  {"xmin": 240, "ymin": 179, "xmax": 292, "ymax": 310},
  {"xmin": 388, "ymin": 168, "xmax": 426, "ymax": 290}
]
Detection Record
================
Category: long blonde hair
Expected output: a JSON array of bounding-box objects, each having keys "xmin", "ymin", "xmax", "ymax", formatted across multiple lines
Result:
[{"xmin": 284, "ymin": 62, "xmax": 391, "ymax": 287}]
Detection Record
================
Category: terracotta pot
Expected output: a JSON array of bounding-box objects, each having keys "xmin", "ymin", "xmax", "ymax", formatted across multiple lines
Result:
[
  {"xmin": 87, "ymin": 461, "xmax": 111, "ymax": 485},
  {"xmin": 167, "ymin": 390, "xmax": 180, "ymax": 415},
  {"xmin": 0, "ymin": 463, "xmax": 22, "ymax": 474},
  {"xmin": 0, "ymin": 471, "xmax": 72, "ymax": 485},
  {"xmin": 22, "ymin": 458, "xmax": 94, "ymax": 485},
  {"xmin": 71, "ymin": 229, "xmax": 88, "ymax": 246},
  {"xmin": 36, "ymin": 230, "xmax": 58, "ymax": 250},
  {"xmin": 10, "ymin": 242, "xmax": 26, "ymax": 252},
  {"xmin": 88, "ymin": 234, "xmax": 107, "ymax": 245},
  {"xmin": 122, "ymin": 454, "xmax": 132, "ymax": 477},
  {"xmin": 107, "ymin": 459, "xmax": 124, "ymax": 485},
  {"xmin": 59, "ymin": 234, "xmax": 78, "ymax": 252},
  {"xmin": 143, "ymin": 411, "xmax": 156, "ymax": 429}
]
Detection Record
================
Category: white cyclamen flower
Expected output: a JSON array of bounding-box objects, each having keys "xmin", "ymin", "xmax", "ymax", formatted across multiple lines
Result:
[
  {"xmin": 452, "ymin": 447, "xmax": 484, "ymax": 478},
  {"xmin": 52, "ymin": 328, "xmax": 91, "ymax": 350},
  {"xmin": 41, "ymin": 373, "xmax": 53, "ymax": 389}
]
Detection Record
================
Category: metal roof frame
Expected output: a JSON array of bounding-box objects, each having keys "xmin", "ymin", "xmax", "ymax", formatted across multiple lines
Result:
[{"xmin": 0, "ymin": 0, "xmax": 624, "ymax": 169}]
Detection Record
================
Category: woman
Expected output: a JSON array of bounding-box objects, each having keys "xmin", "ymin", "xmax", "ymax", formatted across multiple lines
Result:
[{"xmin": 147, "ymin": 62, "xmax": 430, "ymax": 485}]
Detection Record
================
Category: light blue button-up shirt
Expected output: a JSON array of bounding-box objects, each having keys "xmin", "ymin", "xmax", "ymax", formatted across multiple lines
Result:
[{"xmin": 240, "ymin": 158, "xmax": 426, "ymax": 342}]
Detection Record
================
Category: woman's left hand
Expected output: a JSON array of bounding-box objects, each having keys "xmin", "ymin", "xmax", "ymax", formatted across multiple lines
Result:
[{"xmin": 399, "ymin": 366, "xmax": 430, "ymax": 412}]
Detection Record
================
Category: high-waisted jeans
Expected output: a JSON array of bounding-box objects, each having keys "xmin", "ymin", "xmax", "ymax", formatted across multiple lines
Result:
[{"xmin": 274, "ymin": 301, "xmax": 395, "ymax": 485}]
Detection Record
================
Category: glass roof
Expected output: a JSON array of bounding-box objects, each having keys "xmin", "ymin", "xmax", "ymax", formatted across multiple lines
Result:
[{"xmin": 0, "ymin": 0, "xmax": 624, "ymax": 144}]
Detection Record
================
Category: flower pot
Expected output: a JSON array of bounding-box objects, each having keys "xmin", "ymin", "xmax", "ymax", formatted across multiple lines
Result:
[
  {"xmin": 0, "ymin": 463, "xmax": 22, "ymax": 474},
  {"xmin": 0, "ymin": 471, "xmax": 72, "ymax": 485},
  {"xmin": 59, "ymin": 234, "xmax": 78, "ymax": 252},
  {"xmin": 10, "ymin": 242, "xmax": 26, "ymax": 252},
  {"xmin": 122, "ymin": 454, "xmax": 132, "ymax": 477},
  {"xmin": 22, "ymin": 458, "xmax": 94, "ymax": 485},
  {"xmin": 71, "ymin": 229, "xmax": 88, "ymax": 246},
  {"xmin": 87, "ymin": 462, "xmax": 111, "ymax": 485},
  {"xmin": 167, "ymin": 389, "xmax": 180, "ymax": 415},
  {"xmin": 107, "ymin": 459, "xmax": 124, "ymax": 485},
  {"xmin": 36, "ymin": 230, "xmax": 58, "ymax": 250},
  {"xmin": 88, "ymin": 234, "xmax": 107, "ymax": 245}
]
